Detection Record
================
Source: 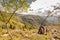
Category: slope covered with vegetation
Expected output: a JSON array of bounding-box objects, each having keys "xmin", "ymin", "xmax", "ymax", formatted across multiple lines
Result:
[
  {"xmin": 0, "ymin": 11, "xmax": 60, "ymax": 40},
  {"xmin": 0, "ymin": 11, "xmax": 36, "ymax": 30}
]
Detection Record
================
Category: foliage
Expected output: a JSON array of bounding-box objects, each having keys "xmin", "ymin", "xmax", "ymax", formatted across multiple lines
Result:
[
  {"xmin": 0, "ymin": 0, "xmax": 36, "ymax": 13},
  {"xmin": 0, "ymin": 11, "xmax": 35, "ymax": 30}
]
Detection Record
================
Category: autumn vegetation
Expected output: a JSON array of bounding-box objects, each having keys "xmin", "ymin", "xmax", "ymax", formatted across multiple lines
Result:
[{"xmin": 0, "ymin": 0, "xmax": 60, "ymax": 40}]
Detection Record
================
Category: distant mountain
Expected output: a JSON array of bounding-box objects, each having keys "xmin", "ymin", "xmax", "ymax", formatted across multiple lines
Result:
[
  {"xmin": 16, "ymin": 14, "xmax": 59, "ymax": 26},
  {"xmin": 16, "ymin": 14, "xmax": 49, "ymax": 28},
  {"xmin": 41, "ymin": 16, "xmax": 58, "ymax": 23}
]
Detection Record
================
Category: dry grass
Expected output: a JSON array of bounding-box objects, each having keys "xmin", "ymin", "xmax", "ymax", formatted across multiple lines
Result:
[{"xmin": 0, "ymin": 26, "xmax": 60, "ymax": 40}]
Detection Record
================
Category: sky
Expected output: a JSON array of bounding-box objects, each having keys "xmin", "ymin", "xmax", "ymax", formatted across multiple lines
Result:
[
  {"xmin": 30, "ymin": 0, "xmax": 60, "ymax": 10},
  {"xmin": 21, "ymin": 0, "xmax": 60, "ymax": 16},
  {"xmin": 0, "ymin": 0, "xmax": 60, "ymax": 16}
]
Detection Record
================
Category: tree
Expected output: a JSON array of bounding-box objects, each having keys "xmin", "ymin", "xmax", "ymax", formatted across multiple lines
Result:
[
  {"xmin": 0, "ymin": 0, "xmax": 36, "ymax": 39},
  {"xmin": 38, "ymin": 10, "xmax": 52, "ymax": 34},
  {"xmin": 38, "ymin": 3, "xmax": 60, "ymax": 34}
]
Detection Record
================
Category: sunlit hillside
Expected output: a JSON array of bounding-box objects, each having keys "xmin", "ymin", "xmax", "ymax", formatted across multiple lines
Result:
[{"xmin": 0, "ymin": 11, "xmax": 60, "ymax": 40}]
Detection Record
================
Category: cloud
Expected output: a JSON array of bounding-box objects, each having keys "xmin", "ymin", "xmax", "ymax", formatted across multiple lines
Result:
[{"xmin": 30, "ymin": 0, "xmax": 60, "ymax": 10}]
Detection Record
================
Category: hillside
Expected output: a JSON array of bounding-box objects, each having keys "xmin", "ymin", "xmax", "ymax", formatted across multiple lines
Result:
[
  {"xmin": 16, "ymin": 14, "xmax": 50, "ymax": 28},
  {"xmin": 0, "ymin": 12, "xmax": 60, "ymax": 40}
]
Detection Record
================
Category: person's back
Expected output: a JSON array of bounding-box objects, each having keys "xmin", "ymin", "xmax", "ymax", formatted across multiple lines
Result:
[{"xmin": 38, "ymin": 25, "xmax": 45, "ymax": 34}]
